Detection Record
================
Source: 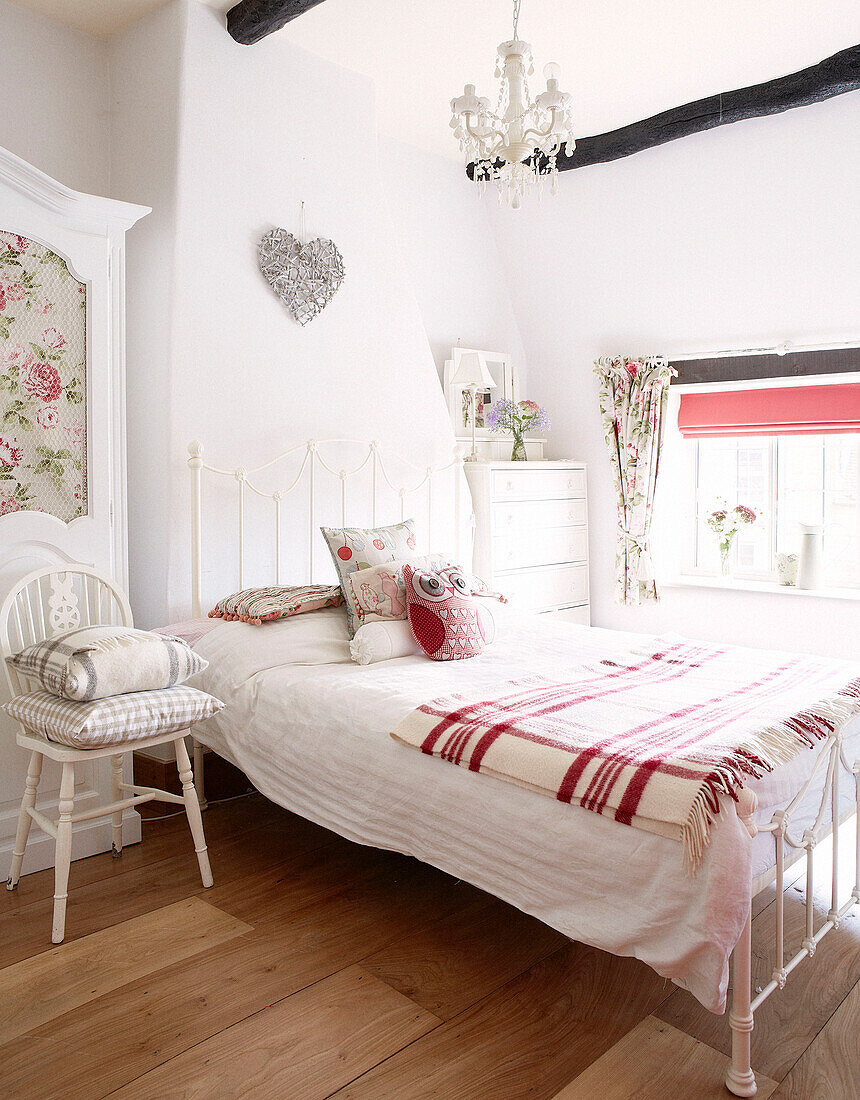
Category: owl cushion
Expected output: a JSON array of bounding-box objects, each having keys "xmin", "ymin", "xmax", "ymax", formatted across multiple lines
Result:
[
  {"xmin": 321, "ymin": 519, "xmax": 418, "ymax": 637},
  {"xmin": 403, "ymin": 563, "xmax": 486, "ymax": 662}
]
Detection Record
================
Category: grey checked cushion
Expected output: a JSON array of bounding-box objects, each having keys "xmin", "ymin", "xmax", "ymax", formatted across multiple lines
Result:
[
  {"xmin": 2, "ymin": 686, "xmax": 224, "ymax": 749},
  {"xmin": 7, "ymin": 626, "xmax": 207, "ymax": 701}
]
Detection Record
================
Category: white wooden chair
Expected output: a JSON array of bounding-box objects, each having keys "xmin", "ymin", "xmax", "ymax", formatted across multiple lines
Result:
[{"xmin": 1, "ymin": 566, "xmax": 212, "ymax": 943}]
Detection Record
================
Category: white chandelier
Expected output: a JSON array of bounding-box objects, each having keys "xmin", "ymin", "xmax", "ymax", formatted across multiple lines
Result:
[{"xmin": 450, "ymin": 0, "xmax": 575, "ymax": 209}]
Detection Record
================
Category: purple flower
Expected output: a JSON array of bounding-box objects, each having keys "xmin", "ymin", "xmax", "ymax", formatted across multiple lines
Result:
[{"xmin": 486, "ymin": 398, "xmax": 551, "ymax": 435}]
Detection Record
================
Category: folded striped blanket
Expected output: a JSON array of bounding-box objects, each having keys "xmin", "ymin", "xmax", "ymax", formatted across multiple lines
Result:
[{"xmin": 391, "ymin": 639, "xmax": 860, "ymax": 868}]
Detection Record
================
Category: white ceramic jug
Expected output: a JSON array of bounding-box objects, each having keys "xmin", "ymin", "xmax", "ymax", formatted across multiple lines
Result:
[{"xmin": 797, "ymin": 523, "xmax": 824, "ymax": 590}]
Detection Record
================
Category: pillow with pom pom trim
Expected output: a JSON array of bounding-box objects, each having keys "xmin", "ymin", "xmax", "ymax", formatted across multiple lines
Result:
[{"xmin": 209, "ymin": 584, "xmax": 342, "ymax": 626}]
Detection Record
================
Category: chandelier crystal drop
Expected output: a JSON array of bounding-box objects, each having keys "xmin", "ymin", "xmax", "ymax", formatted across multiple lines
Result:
[{"xmin": 450, "ymin": 0, "xmax": 575, "ymax": 209}]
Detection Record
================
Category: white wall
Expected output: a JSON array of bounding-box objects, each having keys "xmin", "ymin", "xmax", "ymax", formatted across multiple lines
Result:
[
  {"xmin": 0, "ymin": 0, "xmax": 109, "ymax": 194},
  {"xmin": 114, "ymin": 1, "xmax": 462, "ymax": 626},
  {"xmin": 380, "ymin": 139, "xmax": 528, "ymax": 390},
  {"xmin": 491, "ymin": 92, "xmax": 860, "ymax": 657},
  {"xmin": 108, "ymin": 2, "xmax": 187, "ymax": 630}
]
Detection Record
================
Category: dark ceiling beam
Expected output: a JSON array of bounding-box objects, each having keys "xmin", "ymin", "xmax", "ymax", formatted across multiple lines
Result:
[
  {"xmin": 226, "ymin": 0, "xmax": 328, "ymax": 45},
  {"xmin": 468, "ymin": 43, "xmax": 860, "ymax": 178}
]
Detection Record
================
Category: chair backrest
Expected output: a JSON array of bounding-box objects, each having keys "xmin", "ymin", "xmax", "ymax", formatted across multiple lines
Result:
[{"xmin": 0, "ymin": 566, "xmax": 133, "ymax": 697}]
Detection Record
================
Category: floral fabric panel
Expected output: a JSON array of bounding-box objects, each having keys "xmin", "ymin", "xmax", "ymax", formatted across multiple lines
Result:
[
  {"xmin": 320, "ymin": 520, "xmax": 418, "ymax": 637},
  {"xmin": 594, "ymin": 356, "xmax": 676, "ymax": 606},
  {"xmin": 0, "ymin": 231, "xmax": 87, "ymax": 522}
]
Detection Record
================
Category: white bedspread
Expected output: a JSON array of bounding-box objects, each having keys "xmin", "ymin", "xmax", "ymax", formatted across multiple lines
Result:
[{"xmin": 191, "ymin": 607, "xmax": 860, "ymax": 1014}]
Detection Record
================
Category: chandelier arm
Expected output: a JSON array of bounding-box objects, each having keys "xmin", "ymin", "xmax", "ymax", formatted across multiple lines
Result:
[
  {"xmin": 520, "ymin": 123, "xmax": 558, "ymax": 143},
  {"xmin": 462, "ymin": 119, "xmax": 507, "ymax": 157},
  {"xmin": 520, "ymin": 110, "xmax": 566, "ymax": 145},
  {"xmin": 463, "ymin": 114, "xmax": 506, "ymax": 138}
]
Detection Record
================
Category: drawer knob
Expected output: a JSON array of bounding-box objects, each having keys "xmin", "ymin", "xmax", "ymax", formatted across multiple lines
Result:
[{"xmin": 506, "ymin": 481, "xmax": 513, "ymax": 491}]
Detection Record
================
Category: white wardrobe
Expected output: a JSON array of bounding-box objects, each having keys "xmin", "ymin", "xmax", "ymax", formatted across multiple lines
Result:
[{"xmin": 0, "ymin": 147, "xmax": 149, "ymax": 879}]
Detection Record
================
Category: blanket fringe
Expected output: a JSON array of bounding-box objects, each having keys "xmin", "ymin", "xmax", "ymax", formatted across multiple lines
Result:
[
  {"xmin": 80, "ymin": 630, "xmax": 145, "ymax": 654},
  {"xmin": 683, "ymin": 688, "xmax": 860, "ymax": 871}
]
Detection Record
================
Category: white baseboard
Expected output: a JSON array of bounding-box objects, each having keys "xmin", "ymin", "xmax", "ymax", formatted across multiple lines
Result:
[{"xmin": 0, "ymin": 809, "xmax": 141, "ymax": 881}]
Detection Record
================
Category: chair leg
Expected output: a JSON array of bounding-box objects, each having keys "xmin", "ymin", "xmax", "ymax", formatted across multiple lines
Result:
[
  {"xmin": 175, "ymin": 737, "xmax": 213, "ymax": 888},
  {"xmin": 110, "ymin": 754, "xmax": 124, "ymax": 857},
  {"xmin": 52, "ymin": 762, "xmax": 76, "ymax": 944},
  {"xmin": 7, "ymin": 750, "xmax": 43, "ymax": 890},
  {"xmin": 193, "ymin": 738, "xmax": 207, "ymax": 811}
]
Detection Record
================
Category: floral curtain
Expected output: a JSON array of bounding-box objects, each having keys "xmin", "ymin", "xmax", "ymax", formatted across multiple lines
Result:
[
  {"xmin": 594, "ymin": 355, "xmax": 676, "ymax": 605},
  {"xmin": 0, "ymin": 231, "xmax": 86, "ymax": 522}
]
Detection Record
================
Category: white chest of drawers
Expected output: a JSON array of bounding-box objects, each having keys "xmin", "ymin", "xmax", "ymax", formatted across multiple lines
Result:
[{"xmin": 463, "ymin": 460, "xmax": 590, "ymax": 623}]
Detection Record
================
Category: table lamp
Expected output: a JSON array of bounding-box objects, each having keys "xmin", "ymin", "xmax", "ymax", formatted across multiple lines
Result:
[{"xmin": 451, "ymin": 351, "xmax": 495, "ymax": 461}]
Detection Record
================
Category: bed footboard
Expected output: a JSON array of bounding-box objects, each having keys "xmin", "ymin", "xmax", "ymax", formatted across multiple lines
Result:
[{"xmin": 727, "ymin": 727, "xmax": 860, "ymax": 1096}]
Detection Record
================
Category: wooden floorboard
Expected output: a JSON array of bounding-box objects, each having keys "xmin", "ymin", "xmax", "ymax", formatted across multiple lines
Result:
[
  {"xmin": 655, "ymin": 827, "xmax": 860, "ymax": 1082},
  {"xmin": 0, "ymin": 792, "xmax": 287, "ymax": 908},
  {"xmin": 111, "ymin": 966, "xmax": 440, "ymax": 1100},
  {"xmin": 331, "ymin": 943, "xmax": 670, "ymax": 1100},
  {"xmin": 772, "ymin": 977, "xmax": 860, "ymax": 1099},
  {"xmin": 4, "ymin": 793, "xmax": 858, "ymax": 1100},
  {"xmin": 0, "ymin": 897, "xmax": 251, "ymax": 1045},
  {"xmin": 1, "ymin": 853, "xmax": 479, "ymax": 1098},
  {"xmin": 0, "ymin": 804, "xmax": 335, "ymax": 966},
  {"xmin": 551, "ymin": 1016, "xmax": 779, "ymax": 1099},
  {"xmin": 360, "ymin": 893, "xmax": 567, "ymax": 1020}
]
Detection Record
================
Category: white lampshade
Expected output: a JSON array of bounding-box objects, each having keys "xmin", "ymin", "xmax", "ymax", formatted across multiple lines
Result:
[{"xmin": 451, "ymin": 351, "xmax": 495, "ymax": 390}]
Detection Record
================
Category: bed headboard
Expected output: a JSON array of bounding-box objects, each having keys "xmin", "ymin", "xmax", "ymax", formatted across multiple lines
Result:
[{"xmin": 187, "ymin": 438, "xmax": 468, "ymax": 617}]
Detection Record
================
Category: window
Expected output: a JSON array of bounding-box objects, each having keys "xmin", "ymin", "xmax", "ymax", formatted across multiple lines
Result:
[{"xmin": 689, "ymin": 434, "xmax": 860, "ymax": 588}]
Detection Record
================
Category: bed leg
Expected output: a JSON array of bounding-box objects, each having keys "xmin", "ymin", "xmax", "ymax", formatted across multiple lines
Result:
[
  {"xmin": 726, "ymin": 904, "xmax": 757, "ymax": 1097},
  {"xmin": 192, "ymin": 738, "xmax": 207, "ymax": 811}
]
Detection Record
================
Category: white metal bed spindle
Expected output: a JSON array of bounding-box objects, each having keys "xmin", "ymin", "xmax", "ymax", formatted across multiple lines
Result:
[
  {"xmin": 187, "ymin": 439, "xmax": 462, "ymax": 615},
  {"xmin": 186, "ymin": 437, "xmax": 859, "ymax": 1098},
  {"xmin": 726, "ymin": 726, "xmax": 860, "ymax": 1096}
]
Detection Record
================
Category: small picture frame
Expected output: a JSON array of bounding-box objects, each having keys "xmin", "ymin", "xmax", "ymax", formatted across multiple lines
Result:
[{"xmin": 443, "ymin": 348, "xmax": 517, "ymax": 439}]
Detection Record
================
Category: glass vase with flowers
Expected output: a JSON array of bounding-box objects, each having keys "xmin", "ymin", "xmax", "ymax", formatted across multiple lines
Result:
[
  {"xmin": 706, "ymin": 503, "xmax": 759, "ymax": 576},
  {"xmin": 486, "ymin": 398, "xmax": 550, "ymax": 461}
]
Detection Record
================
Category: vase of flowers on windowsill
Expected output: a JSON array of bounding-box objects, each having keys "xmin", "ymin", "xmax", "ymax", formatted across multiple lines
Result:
[
  {"xmin": 707, "ymin": 503, "xmax": 759, "ymax": 576},
  {"xmin": 486, "ymin": 399, "xmax": 550, "ymax": 462}
]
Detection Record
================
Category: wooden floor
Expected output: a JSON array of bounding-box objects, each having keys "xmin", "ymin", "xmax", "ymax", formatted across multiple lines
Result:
[{"xmin": 2, "ymin": 793, "xmax": 859, "ymax": 1099}]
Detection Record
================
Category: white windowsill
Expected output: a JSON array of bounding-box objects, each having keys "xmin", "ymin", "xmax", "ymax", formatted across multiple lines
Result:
[{"xmin": 664, "ymin": 575, "xmax": 860, "ymax": 602}]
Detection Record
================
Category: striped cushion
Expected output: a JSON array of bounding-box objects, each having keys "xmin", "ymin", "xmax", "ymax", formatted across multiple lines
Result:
[
  {"xmin": 7, "ymin": 626, "xmax": 207, "ymax": 701},
  {"xmin": 2, "ymin": 686, "xmax": 224, "ymax": 749},
  {"xmin": 208, "ymin": 584, "xmax": 343, "ymax": 625}
]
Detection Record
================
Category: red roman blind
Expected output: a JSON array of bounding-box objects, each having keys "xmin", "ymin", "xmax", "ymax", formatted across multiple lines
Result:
[{"xmin": 677, "ymin": 383, "xmax": 860, "ymax": 438}]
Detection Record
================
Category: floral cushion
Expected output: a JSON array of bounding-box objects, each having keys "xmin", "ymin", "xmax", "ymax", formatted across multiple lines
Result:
[
  {"xmin": 320, "ymin": 520, "xmax": 418, "ymax": 637},
  {"xmin": 348, "ymin": 555, "xmax": 506, "ymax": 629},
  {"xmin": 347, "ymin": 554, "xmax": 449, "ymax": 628},
  {"xmin": 403, "ymin": 563, "xmax": 486, "ymax": 662},
  {"xmin": 209, "ymin": 584, "xmax": 342, "ymax": 625},
  {"xmin": 7, "ymin": 626, "xmax": 207, "ymax": 702},
  {"xmin": 2, "ymin": 685, "xmax": 224, "ymax": 749}
]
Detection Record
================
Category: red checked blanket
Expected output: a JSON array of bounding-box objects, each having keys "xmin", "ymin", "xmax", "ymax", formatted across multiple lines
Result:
[{"xmin": 391, "ymin": 639, "xmax": 860, "ymax": 868}]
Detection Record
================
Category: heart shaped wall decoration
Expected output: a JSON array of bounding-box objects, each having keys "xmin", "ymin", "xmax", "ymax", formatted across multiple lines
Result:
[{"xmin": 258, "ymin": 227, "xmax": 345, "ymax": 326}]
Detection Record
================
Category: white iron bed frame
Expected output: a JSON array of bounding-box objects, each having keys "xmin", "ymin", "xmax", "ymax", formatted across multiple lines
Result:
[{"xmin": 186, "ymin": 437, "xmax": 860, "ymax": 1098}]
